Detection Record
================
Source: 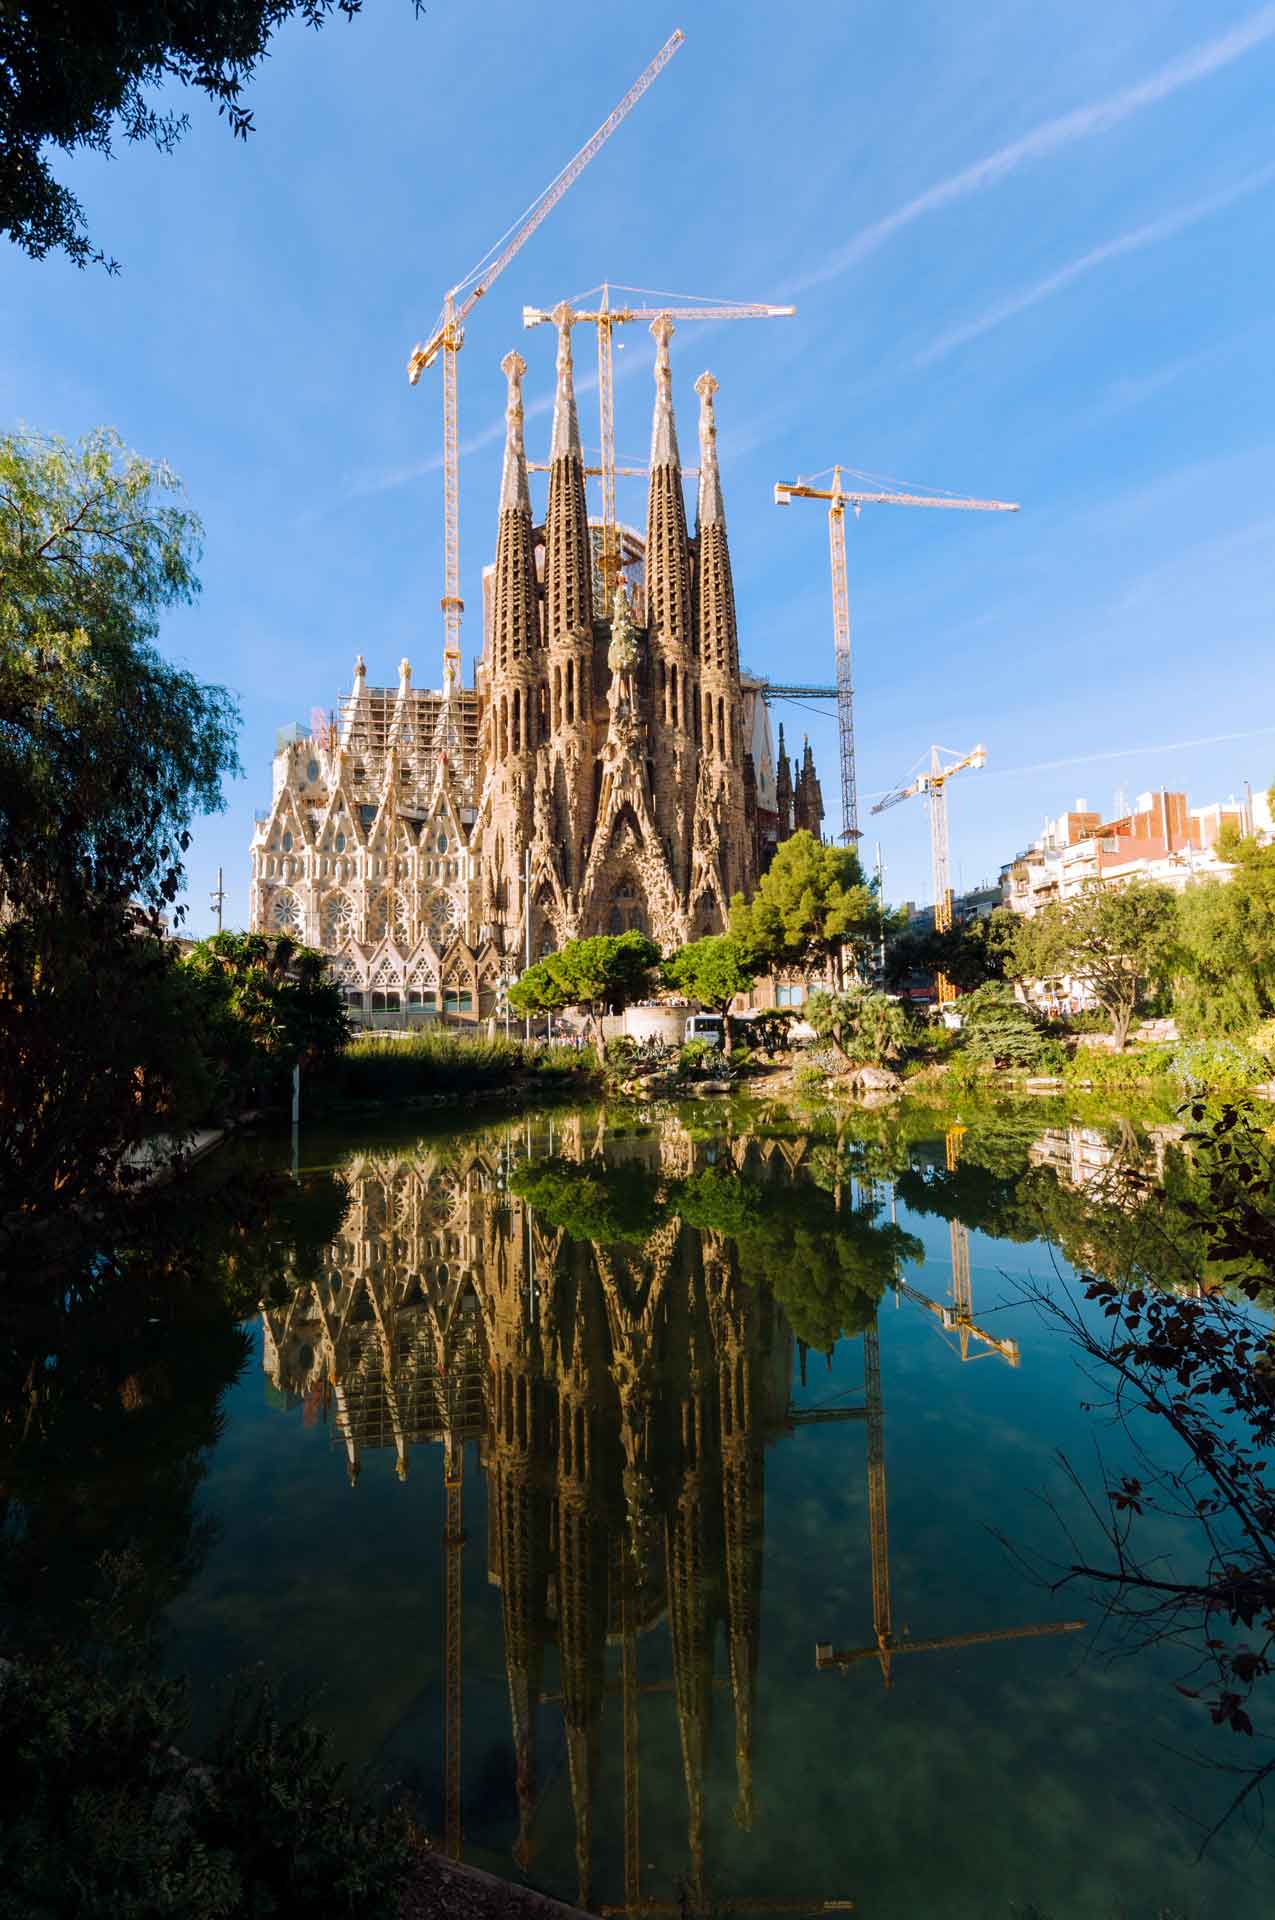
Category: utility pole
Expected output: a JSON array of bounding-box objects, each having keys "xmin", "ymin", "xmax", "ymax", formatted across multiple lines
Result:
[{"xmin": 210, "ymin": 866, "xmax": 225, "ymax": 934}]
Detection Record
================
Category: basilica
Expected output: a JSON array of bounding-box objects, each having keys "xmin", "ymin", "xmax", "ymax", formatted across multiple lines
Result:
[{"xmin": 249, "ymin": 312, "xmax": 821, "ymax": 1018}]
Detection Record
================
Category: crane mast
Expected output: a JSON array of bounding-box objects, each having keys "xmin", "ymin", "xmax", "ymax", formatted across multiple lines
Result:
[
  {"xmin": 871, "ymin": 742, "xmax": 987, "ymax": 1003},
  {"xmin": 406, "ymin": 32, "xmax": 684, "ymax": 672},
  {"xmin": 524, "ymin": 286, "xmax": 794, "ymax": 595},
  {"xmin": 774, "ymin": 470, "xmax": 1017, "ymax": 846}
]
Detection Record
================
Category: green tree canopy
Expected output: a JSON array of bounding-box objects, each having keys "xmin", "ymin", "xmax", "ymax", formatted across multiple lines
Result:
[
  {"xmin": 2, "ymin": 1, "xmax": 422, "ymax": 269},
  {"xmin": 0, "ymin": 429, "xmax": 239, "ymax": 1235},
  {"xmin": 509, "ymin": 932, "xmax": 661, "ymax": 1047},
  {"xmin": 729, "ymin": 831, "xmax": 876, "ymax": 983},
  {"xmin": 885, "ymin": 908, "xmax": 1013, "ymax": 994},
  {"xmin": 183, "ymin": 931, "xmax": 350, "ymax": 1104},
  {"xmin": 1173, "ymin": 834, "xmax": 1275, "ymax": 1037},
  {"xmin": 662, "ymin": 935, "xmax": 756, "ymax": 1051},
  {"xmin": 0, "ymin": 427, "xmax": 238, "ymax": 914},
  {"xmin": 1006, "ymin": 880, "xmax": 1177, "ymax": 1049}
]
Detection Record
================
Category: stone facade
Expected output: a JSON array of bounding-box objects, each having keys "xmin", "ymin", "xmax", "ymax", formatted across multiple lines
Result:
[{"xmin": 250, "ymin": 317, "xmax": 821, "ymax": 1017}]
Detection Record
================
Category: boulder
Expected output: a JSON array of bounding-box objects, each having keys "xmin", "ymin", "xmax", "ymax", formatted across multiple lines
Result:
[{"xmin": 848, "ymin": 1064, "xmax": 901, "ymax": 1093}]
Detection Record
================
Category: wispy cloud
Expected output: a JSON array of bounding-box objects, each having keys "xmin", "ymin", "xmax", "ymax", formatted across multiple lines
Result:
[
  {"xmin": 914, "ymin": 164, "xmax": 1275, "ymax": 366},
  {"xmin": 790, "ymin": 6, "xmax": 1275, "ymax": 292}
]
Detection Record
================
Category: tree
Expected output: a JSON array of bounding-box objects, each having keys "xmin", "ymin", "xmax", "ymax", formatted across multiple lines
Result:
[
  {"xmin": 0, "ymin": 429, "xmax": 239, "ymax": 1237},
  {"xmin": 508, "ymin": 932, "xmax": 660, "ymax": 1049},
  {"xmin": 806, "ymin": 985, "xmax": 911, "ymax": 1067},
  {"xmin": 956, "ymin": 981, "xmax": 1051, "ymax": 1070},
  {"xmin": 729, "ymin": 831, "xmax": 876, "ymax": 986},
  {"xmin": 885, "ymin": 907, "xmax": 1012, "ymax": 995},
  {"xmin": 2, "ymin": 2, "xmax": 422, "ymax": 270},
  {"xmin": 1174, "ymin": 833, "xmax": 1275, "ymax": 1038},
  {"xmin": 183, "ymin": 931, "xmax": 350, "ymax": 1105},
  {"xmin": 1007, "ymin": 880, "xmax": 1177, "ymax": 1050},
  {"xmin": 662, "ymin": 935, "xmax": 756, "ymax": 1053}
]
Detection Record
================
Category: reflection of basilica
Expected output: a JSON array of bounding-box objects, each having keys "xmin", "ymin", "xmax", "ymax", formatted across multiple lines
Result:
[{"xmin": 261, "ymin": 1116, "xmax": 796, "ymax": 1912}]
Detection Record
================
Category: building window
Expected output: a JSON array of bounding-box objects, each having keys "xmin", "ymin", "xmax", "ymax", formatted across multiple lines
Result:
[
  {"xmin": 281, "ymin": 831, "xmax": 293, "ymax": 853},
  {"xmin": 334, "ymin": 831, "xmax": 346, "ymax": 854},
  {"xmin": 776, "ymin": 983, "xmax": 805, "ymax": 1008},
  {"xmin": 408, "ymin": 989, "xmax": 437, "ymax": 1008},
  {"xmin": 436, "ymin": 831, "xmax": 449, "ymax": 855},
  {"xmin": 443, "ymin": 989, "xmax": 473, "ymax": 1015},
  {"xmin": 307, "ymin": 759, "xmax": 320, "ymax": 783}
]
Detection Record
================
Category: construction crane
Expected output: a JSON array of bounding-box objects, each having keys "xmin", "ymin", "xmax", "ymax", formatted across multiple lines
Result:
[
  {"xmin": 524, "ymin": 284, "xmax": 794, "ymax": 595},
  {"xmin": 871, "ymin": 741, "xmax": 987, "ymax": 1003},
  {"xmin": 442, "ymin": 1430, "xmax": 465, "ymax": 1858},
  {"xmin": 814, "ymin": 1309, "xmax": 1083, "ymax": 1681},
  {"xmin": 774, "ymin": 469, "xmax": 1018, "ymax": 845},
  {"xmin": 406, "ymin": 31, "xmax": 684, "ymax": 676}
]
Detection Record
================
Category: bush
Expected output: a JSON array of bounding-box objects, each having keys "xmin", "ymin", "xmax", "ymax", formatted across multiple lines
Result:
[
  {"xmin": 958, "ymin": 983, "xmax": 1051, "ymax": 1071},
  {"xmin": 1, "ymin": 1644, "xmax": 414, "ymax": 1919},
  {"xmin": 1171, "ymin": 1036, "xmax": 1270, "ymax": 1096},
  {"xmin": 678, "ymin": 1039, "xmax": 726, "ymax": 1077},
  {"xmin": 604, "ymin": 1035, "xmax": 638, "ymax": 1067},
  {"xmin": 1063, "ymin": 1042, "xmax": 1176, "ymax": 1090}
]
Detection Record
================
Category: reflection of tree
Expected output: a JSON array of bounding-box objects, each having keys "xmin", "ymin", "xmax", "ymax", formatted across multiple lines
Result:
[{"xmin": 0, "ymin": 1163, "xmax": 346, "ymax": 1644}]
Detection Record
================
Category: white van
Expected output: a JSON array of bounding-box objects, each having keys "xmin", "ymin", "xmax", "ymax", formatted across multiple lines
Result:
[{"xmin": 683, "ymin": 1012, "xmax": 724, "ymax": 1045}]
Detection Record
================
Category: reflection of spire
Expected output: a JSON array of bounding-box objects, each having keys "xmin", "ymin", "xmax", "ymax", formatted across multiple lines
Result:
[
  {"xmin": 711, "ymin": 1258, "xmax": 766, "ymax": 1833},
  {"xmin": 665, "ymin": 1311, "xmax": 718, "ymax": 1905}
]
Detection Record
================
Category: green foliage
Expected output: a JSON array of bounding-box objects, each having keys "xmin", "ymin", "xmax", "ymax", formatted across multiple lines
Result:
[
  {"xmin": 511, "ymin": 1159, "xmax": 670, "ymax": 1246},
  {"xmin": 0, "ymin": 428, "xmax": 237, "ymax": 914},
  {"xmin": 1006, "ymin": 880, "xmax": 1178, "ymax": 1049},
  {"xmin": 886, "ymin": 908, "xmax": 1013, "ymax": 994},
  {"xmin": 183, "ymin": 931, "xmax": 350, "ymax": 1104},
  {"xmin": 1062, "ymin": 1042, "xmax": 1176, "ymax": 1090},
  {"xmin": 730, "ymin": 831, "xmax": 877, "ymax": 980},
  {"xmin": 0, "ymin": 1643, "xmax": 414, "ymax": 1918},
  {"xmin": 1, "ymin": 2, "xmax": 418, "ymax": 269},
  {"xmin": 1170, "ymin": 1035, "xmax": 1272, "ymax": 1096},
  {"xmin": 662, "ymin": 934, "xmax": 756, "ymax": 1027},
  {"xmin": 322, "ymin": 1030, "xmax": 598, "ymax": 1102},
  {"xmin": 509, "ymin": 932, "xmax": 661, "ymax": 1042},
  {"xmin": 1173, "ymin": 841, "xmax": 1275, "ymax": 1038},
  {"xmin": 957, "ymin": 982, "xmax": 1052, "ymax": 1070},
  {"xmin": 0, "ymin": 429, "xmax": 239, "ymax": 1228},
  {"xmin": 807, "ymin": 985, "xmax": 911, "ymax": 1066},
  {"xmin": 678, "ymin": 1038, "xmax": 726, "ymax": 1076}
]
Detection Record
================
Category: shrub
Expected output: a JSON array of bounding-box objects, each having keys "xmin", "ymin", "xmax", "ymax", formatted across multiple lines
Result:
[
  {"xmin": 678, "ymin": 1039, "xmax": 726, "ymax": 1077},
  {"xmin": 604, "ymin": 1035, "xmax": 638, "ymax": 1067},
  {"xmin": 1063, "ymin": 1042, "xmax": 1176, "ymax": 1090},
  {"xmin": 319, "ymin": 1030, "xmax": 597, "ymax": 1102},
  {"xmin": 958, "ymin": 983, "xmax": 1051, "ymax": 1070},
  {"xmin": 1171, "ymin": 1036, "xmax": 1270, "ymax": 1096}
]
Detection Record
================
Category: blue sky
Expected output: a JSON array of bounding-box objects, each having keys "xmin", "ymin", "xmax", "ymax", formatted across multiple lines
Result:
[{"xmin": 4, "ymin": 1, "xmax": 1274, "ymax": 928}]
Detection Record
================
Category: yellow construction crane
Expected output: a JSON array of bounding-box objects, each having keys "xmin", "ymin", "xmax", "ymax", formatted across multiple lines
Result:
[
  {"xmin": 406, "ymin": 32, "xmax": 684, "ymax": 676},
  {"xmin": 774, "ymin": 469, "xmax": 1017, "ymax": 844},
  {"xmin": 524, "ymin": 285, "xmax": 794, "ymax": 595},
  {"xmin": 871, "ymin": 742, "xmax": 988, "ymax": 1003},
  {"xmin": 888, "ymin": 1131, "xmax": 1020, "ymax": 1365}
]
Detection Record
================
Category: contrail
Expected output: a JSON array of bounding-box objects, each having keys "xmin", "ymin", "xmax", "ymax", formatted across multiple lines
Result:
[
  {"xmin": 790, "ymin": 5, "xmax": 1275, "ymax": 292},
  {"xmin": 916, "ymin": 162, "xmax": 1275, "ymax": 365}
]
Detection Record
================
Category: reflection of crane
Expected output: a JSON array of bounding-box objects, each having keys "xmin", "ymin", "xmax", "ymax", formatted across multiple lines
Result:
[
  {"xmin": 442, "ymin": 1431, "xmax": 464, "ymax": 1859},
  {"xmin": 775, "ymin": 471, "xmax": 1017, "ymax": 845},
  {"xmin": 524, "ymin": 286, "xmax": 794, "ymax": 595},
  {"xmin": 871, "ymin": 742, "xmax": 988, "ymax": 1002},
  {"xmin": 815, "ymin": 1310, "xmax": 1082, "ymax": 1679},
  {"xmin": 406, "ymin": 33, "xmax": 683, "ymax": 674},
  {"xmin": 901, "ymin": 1123, "xmax": 1021, "ymax": 1365}
]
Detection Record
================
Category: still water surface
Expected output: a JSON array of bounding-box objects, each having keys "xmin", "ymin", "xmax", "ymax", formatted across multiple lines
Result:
[{"xmin": 149, "ymin": 1101, "xmax": 1271, "ymax": 1914}]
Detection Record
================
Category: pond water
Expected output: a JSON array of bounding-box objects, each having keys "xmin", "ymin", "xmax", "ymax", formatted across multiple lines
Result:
[{"xmin": 8, "ymin": 1095, "xmax": 1272, "ymax": 1917}]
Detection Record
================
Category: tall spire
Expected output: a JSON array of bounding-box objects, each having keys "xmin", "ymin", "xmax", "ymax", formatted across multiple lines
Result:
[
  {"xmin": 544, "ymin": 304, "xmax": 593, "ymax": 644},
  {"xmin": 649, "ymin": 313, "xmax": 681, "ymax": 469},
  {"xmin": 694, "ymin": 370, "xmax": 738, "ymax": 679},
  {"xmin": 499, "ymin": 349, "xmax": 531, "ymax": 514},
  {"xmin": 645, "ymin": 315, "xmax": 692, "ymax": 656},
  {"xmin": 549, "ymin": 301, "xmax": 582, "ymax": 462},
  {"xmin": 694, "ymin": 370, "xmax": 724, "ymax": 528},
  {"xmin": 491, "ymin": 350, "xmax": 539, "ymax": 673}
]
